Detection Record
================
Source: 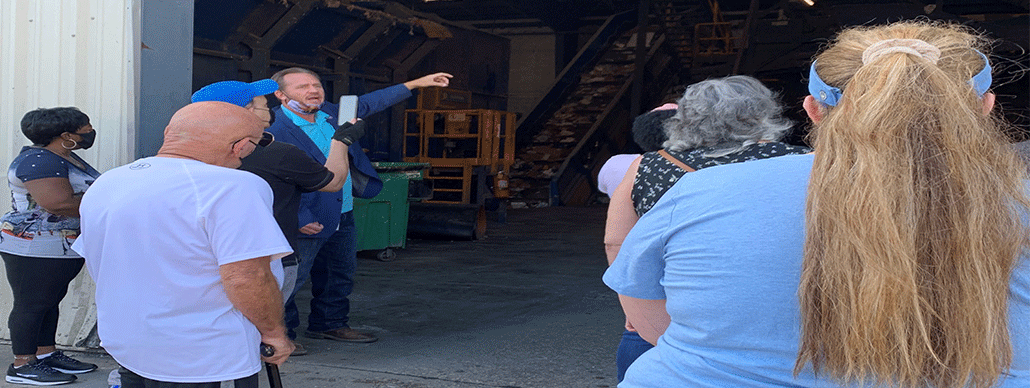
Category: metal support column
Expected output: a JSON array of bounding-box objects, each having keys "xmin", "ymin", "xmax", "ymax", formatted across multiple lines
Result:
[
  {"xmin": 732, "ymin": 0, "xmax": 760, "ymax": 75},
  {"xmin": 630, "ymin": 0, "xmax": 650, "ymax": 116},
  {"xmin": 138, "ymin": 0, "xmax": 195, "ymax": 158},
  {"xmin": 387, "ymin": 39, "xmax": 441, "ymax": 161}
]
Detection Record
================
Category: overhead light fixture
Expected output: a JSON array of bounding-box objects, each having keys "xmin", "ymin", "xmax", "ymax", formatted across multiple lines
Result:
[{"xmin": 802, "ymin": 0, "xmax": 815, "ymax": 5}]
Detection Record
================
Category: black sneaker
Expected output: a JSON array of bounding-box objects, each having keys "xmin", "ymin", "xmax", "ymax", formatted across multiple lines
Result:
[
  {"xmin": 39, "ymin": 351, "xmax": 97, "ymax": 374},
  {"xmin": 5, "ymin": 359, "xmax": 76, "ymax": 386}
]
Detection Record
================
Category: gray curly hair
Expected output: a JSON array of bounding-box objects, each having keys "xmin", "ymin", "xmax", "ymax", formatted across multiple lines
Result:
[{"xmin": 662, "ymin": 75, "xmax": 793, "ymax": 157}]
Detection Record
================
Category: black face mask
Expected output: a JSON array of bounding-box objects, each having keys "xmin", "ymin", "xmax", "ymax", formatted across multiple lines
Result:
[{"xmin": 76, "ymin": 131, "xmax": 96, "ymax": 150}]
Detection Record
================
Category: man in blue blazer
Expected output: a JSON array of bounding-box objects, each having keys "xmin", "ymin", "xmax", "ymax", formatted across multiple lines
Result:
[{"xmin": 268, "ymin": 67, "xmax": 451, "ymax": 344}]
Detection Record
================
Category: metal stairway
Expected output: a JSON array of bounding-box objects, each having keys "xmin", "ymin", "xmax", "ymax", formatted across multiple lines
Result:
[
  {"xmin": 509, "ymin": 20, "xmax": 678, "ymax": 206},
  {"xmin": 509, "ymin": 1, "xmax": 801, "ymax": 207}
]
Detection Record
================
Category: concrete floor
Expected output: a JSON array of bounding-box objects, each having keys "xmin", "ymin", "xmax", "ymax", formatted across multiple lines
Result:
[{"xmin": 0, "ymin": 206, "xmax": 623, "ymax": 388}]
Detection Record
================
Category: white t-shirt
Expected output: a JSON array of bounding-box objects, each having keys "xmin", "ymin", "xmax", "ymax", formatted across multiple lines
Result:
[{"xmin": 72, "ymin": 157, "xmax": 291, "ymax": 383}]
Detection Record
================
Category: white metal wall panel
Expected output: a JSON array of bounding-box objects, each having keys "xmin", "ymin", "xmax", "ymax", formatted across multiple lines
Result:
[{"xmin": 0, "ymin": 0, "xmax": 140, "ymax": 346}]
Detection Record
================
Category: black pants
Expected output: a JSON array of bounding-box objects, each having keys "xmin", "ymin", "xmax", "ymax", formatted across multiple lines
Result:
[
  {"xmin": 120, "ymin": 367, "xmax": 259, "ymax": 388},
  {"xmin": 0, "ymin": 252, "xmax": 83, "ymax": 355}
]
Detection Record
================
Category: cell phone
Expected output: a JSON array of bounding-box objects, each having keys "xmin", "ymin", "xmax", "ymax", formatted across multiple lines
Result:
[{"xmin": 338, "ymin": 95, "xmax": 358, "ymax": 124}]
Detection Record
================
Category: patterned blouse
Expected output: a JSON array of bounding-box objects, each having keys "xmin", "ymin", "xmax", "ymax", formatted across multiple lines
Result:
[
  {"xmin": 0, "ymin": 147, "xmax": 101, "ymax": 258},
  {"xmin": 632, "ymin": 142, "xmax": 811, "ymax": 216}
]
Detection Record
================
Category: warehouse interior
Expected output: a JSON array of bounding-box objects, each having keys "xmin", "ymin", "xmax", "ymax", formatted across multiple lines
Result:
[
  {"xmin": 190, "ymin": 0, "xmax": 1029, "ymax": 211},
  {"xmin": 0, "ymin": 2, "xmax": 1027, "ymax": 386}
]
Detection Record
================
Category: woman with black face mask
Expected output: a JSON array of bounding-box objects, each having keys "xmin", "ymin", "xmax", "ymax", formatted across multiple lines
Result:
[{"xmin": 0, "ymin": 107, "xmax": 100, "ymax": 386}]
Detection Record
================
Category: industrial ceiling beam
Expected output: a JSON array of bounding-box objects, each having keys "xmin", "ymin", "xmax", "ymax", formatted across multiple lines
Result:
[
  {"xmin": 233, "ymin": 0, "xmax": 320, "ymax": 78},
  {"xmin": 342, "ymin": 20, "xmax": 394, "ymax": 60},
  {"xmin": 243, "ymin": 0, "xmax": 319, "ymax": 50},
  {"xmin": 223, "ymin": 2, "xmax": 288, "ymax": 49},
  {"xmin": 354, "ymin": 28, "xmax": 406, "ymax": 70}
]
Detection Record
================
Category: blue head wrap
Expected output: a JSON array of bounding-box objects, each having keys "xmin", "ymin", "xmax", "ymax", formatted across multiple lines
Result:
[{"xmin": 808, "ymin": 50, "xmax": 992, "ymax": 107}]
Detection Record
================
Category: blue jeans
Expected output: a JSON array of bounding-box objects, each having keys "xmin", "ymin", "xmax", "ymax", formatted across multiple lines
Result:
[
  {"xmin": 616, "ymin": 330, "xmax": 654, "ymax": 382},
  {"xmin": 284, "ymin": 211, "xmax": 357, "ymax": 338}
]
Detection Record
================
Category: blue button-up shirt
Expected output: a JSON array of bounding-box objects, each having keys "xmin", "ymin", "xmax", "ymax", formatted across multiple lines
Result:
[{"xmin": 281, "ymin": 108, "xmax": 353, "ymax": 213}]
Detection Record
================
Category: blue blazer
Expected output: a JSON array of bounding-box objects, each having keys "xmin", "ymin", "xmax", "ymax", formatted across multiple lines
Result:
[{"xmin": 267, "ymin": 83, "xmax": 413, "ymax": 239}]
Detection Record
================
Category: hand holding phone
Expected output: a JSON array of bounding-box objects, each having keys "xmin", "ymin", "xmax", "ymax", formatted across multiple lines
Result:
[
  {"xmin": 333, "ymin": 120, "xmax": 365, "ymax": 145},
  {"xmin": 338, "ymin": 95, "xmax": 358, "ymax": 124}
]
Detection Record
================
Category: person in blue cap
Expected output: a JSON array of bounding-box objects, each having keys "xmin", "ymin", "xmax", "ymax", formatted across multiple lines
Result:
[
  {"xmin": 191, "ymin": 79, "xmax": 365, "ymax": 356},
  {"xmin": 190, "ymin": 79, "xmax": 281, "ymax": 114}
]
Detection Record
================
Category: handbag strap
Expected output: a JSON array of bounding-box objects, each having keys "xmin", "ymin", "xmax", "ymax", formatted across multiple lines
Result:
[{"xmin": 657, "ymin": 149, "xmax": 696, "ymax": 172}]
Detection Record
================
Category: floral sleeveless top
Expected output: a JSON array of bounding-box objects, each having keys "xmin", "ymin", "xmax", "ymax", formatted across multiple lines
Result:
[{"xmin": 0, "ymin": 147, "xmax": 101, "ymax": 258}]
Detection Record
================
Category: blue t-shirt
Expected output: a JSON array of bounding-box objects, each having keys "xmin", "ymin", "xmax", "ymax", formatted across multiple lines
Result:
[
  {"xmin": 604, "ymin": 153, "xmax": 1030, "ymax": 387},
  {"xmin": 282, "ymin": 108, "xmax": 353, "ymax": 213}
]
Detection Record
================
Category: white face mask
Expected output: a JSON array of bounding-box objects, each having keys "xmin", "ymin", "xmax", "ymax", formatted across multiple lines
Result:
[{"xmin": 284, "ymin": 93, "xmax": 322, "ymax": 114}]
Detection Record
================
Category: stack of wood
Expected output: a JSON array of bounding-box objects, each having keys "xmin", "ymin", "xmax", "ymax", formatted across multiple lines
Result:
[{"xmin": 509, "ymin": 33, "xmax": 641, "ymax": 207}]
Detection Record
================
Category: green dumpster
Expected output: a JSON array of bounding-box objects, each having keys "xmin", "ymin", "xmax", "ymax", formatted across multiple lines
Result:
[{"xmin": 353, "ymin": 162, "xmax": 430, "ymax": 261}]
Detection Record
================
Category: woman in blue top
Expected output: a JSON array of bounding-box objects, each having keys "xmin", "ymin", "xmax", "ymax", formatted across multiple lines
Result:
[
  {"xmin": 605, "ymin": 21, "xmax": 1030, "ymax": 387},
  {"xmin": 0, "ymin": 108, "xmax": 101, "ymax": 385},
  {"xmin": 604, "ymin": 76, "xmax": 810, "ymax": 382}
]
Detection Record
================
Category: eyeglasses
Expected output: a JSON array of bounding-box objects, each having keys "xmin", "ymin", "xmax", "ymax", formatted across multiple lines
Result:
[{"xmin": 232, "ymin": 131, "xmax": 274, "ymax": 148}]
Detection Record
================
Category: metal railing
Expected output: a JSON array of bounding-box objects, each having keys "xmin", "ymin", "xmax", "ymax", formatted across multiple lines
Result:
[
  {"xmin": 514, "ymin": 10, "xmax": 637, "ymax": 147},
  {"xmin": 549, "ymin": 33, "xmax": 675, "ymax": 206}
]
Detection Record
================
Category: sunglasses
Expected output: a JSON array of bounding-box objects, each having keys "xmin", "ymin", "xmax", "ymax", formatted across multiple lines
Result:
[
  {"xmin": 234, "ymin": 131, "xmax": 274, "ymax": 148},
  {"xmin": 253, "ymin": 131, "xmax": 274, "ymax": 147}
]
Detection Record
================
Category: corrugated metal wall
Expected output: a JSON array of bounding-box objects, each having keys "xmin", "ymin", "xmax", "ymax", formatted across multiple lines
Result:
[{"xmin": 0, "ymin": 0, "xmax": 140, "ymax": 346}]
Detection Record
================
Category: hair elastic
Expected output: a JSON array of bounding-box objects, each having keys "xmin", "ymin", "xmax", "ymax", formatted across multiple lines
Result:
[
  {"xmin": 808, "ymin": 50, "xmax": 992, "ymax": 107},
  {"xmin": 862, "ymin": 39, "xmax": 941, "ymax": 65}
]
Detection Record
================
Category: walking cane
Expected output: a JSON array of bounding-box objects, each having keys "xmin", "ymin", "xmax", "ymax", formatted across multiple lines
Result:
[{"xmin": 260, "ymin": 343, "xmax": 284, "ymax": 388}]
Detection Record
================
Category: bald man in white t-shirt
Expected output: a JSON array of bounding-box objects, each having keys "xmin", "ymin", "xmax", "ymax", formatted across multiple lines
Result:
[{"xmin": 73, "ymin": 102, "xmax": 294, "ymax": 387}]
